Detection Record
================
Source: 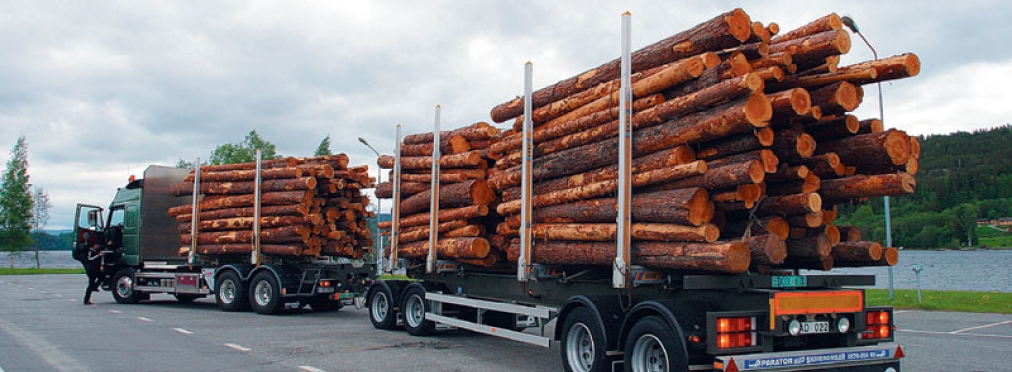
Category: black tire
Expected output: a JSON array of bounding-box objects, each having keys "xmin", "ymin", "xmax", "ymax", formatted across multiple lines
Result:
[
  {"xmin": 174, "ymin": 294, "xmax": 203, "ymax": 303},
  {"xmin": 112, "ymin": 269, "xmax": 140, "ymax": 304},
  {"xmin": 249, "ymin": 271, "xmax": 284, "ymax": 315},
  {"xmin": 369, "ymin": 286, "xmax": 398, "ymax": 329},
  {"xmin": 623, "ymin": 316, "xmax": 688, "ymax": 372},
  {"xmin": 215, "ymin": 271, "xmax": 248, "ymax": 312},
  {"xmin": 309, "ymin": 297, "xmax": 343, "ymax": 312},
  {"xmin": 401, "ymin": 285, "xmax": 435, "ymax": 336},
  {"xmin": 560, "ymin": 307, "xmax": 609, "ymax": 372}
]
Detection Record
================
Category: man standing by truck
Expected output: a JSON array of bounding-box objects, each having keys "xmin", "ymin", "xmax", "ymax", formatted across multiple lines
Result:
[{"xmin": 83, "ymin": 243, "xmax": 104, "ymax": 305}]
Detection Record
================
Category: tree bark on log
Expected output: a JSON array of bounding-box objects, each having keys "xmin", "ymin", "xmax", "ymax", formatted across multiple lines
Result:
[
  {"xmin": 768, "ymin": 88, "xmax": 812, "ymax": 120},
  {"xmin": 743, "ymin": 234, "xmax": 787, "ymax": 265},
  {"xmin": 808, "ymin": 81, "xmax": 861, "ymax": 114},
  {"xmin": 786, "ymin": 233, "xmax": 832, "ymax": 258},
  {"xmin": 651, "ymin": 160, "xmax": 763, "ymax": 191},
  {"xmin": 504, "ymin": 240, "xmax": 750, "ymax": 273},
  {"xmin": 172, "ymin": 204, "xmax": 310, "ymax": 222},
  {"xmin": 771, "ymin": 13, "xmax": 842, "ymax": 44},
  {"xmin": 805, "ymin": 115, "xmax": 859, "ymax": 141},
  {"xmin": 508, "ymin": 188, "xmax": 712, "ymax": 227},
  {"xmin": 531, "ymin": 223, "xmax": 719, "ymax": 242},
  {"xmin": 399, "ymin": 179, "xmax": 496, "ymax": 216},
  {"xmin": 721, "ymin": 216, "xmax": 790, "ymax": 240},
  {"xmin": 178, "ymin": 215, "xmax": 317, "ymax": 232},
  {"xmin": 704, "ymin": 149, "xmax": 779, "ymax": 174},
  {"xmin": 397, "ymin": 237, "xmax": 490, "ymax": 259},
  {"xmin": 183, "ymin": 167, "xmax": 305, "ymax": 183},
  {"xmin": 378, "ymin": 205, "xmax": 488, "ymax": 229},
  {"xmin": 759, "ymin": 192, "xmax": 822, "ymax": 216},
  {"xmin": 489, "ymin": 8, "xmax": 752, "ymax": 122},
  {"xmin": 180, "ymin": 225, "xmax": 310, "ymax": 245},
  {"xmin": 816, "ymin": 129, "xmax": 911, "ymax": 167},
  {"xmin": 766, "ymin": 165, "xmax": 809, "ymax": 184},
  {"xmin": 834, "ymin": 246, "xmax": 898, "ymax": 267},
  {"xmin": 831, "ymin": 241, "xmax": 883, "ymax": 261},
  {"xmin": 835, "ymin": 53, "xmax": 921, "ymax": 85},
  {"xmin": 185, "ymin": 244, "xmax": 304, "ymax": 256},
  {"xmin": 696, "ymin": 127, "xmax": 774, "ymax": 161},
  {"xmin": 836, "ymin": 225, "xmax": 862, "ymax": 242},
  {"xmin": 399, "ymin": 135, "xmax": 471, "ymax": 156},
  {"xmin": 819, "ymin": 173, "xmax": 916, "ymax": 201},
  {"xmin": 377, "ymin": 151, "xmax": 484, "ymax": 170},
  {"xmin": 769, "ymin": 30, "xmax": 850, "ymax": 71},
  {"xmin": 771, "ymin": 130, "xmax": 816, "ymax": 162},
  {"xmin": 170, "ymin": 177, "xmax": 317, "ymax": 196}
]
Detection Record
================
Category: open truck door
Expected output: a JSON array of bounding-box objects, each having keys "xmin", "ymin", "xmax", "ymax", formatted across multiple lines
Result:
[{"xmin": 73, "ymin": 204, "xmax": 104, "ymax": 261}]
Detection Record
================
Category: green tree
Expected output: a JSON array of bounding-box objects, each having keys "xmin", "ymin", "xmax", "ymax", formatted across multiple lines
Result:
[
  {"xmin": 314, "ymin": 135, "xmax": 332, "ymax": 156},
  {"xmin": 208, "ymin": 130, "xmax": 279, "ymax": 165},
  {"xmin": 175, "ymin": 158, "xmax": 194, "ymax": 169},
  {"xmin": 0, "ymin": 136, "xmax": 34, "ymax": 267},
  {"xmin": 30, "ymin": 186, "xmax": 50, "ymax": 268}
]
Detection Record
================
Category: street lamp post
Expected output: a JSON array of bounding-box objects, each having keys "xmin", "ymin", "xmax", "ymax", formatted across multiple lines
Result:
[
  {"xmin": 843, "ymin": 16, "xmax": 894, "ymax": 300},
  {"xmin": 358, "ymin": 137, "xmax": 384, "ymax": 275}
]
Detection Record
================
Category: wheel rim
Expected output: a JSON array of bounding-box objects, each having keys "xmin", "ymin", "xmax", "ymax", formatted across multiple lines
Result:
[
  {"xmin": 254, "ymin": 279, "xmax": 273, "ymax": 307},
  {"xmin": 219, "ymin": 279, "xmax": 236, "ymax": 304},
  {"xmin": 565, "ymin": 323, "xmax": 595, "ymax": 372},
  {"xmin": 116, "ymin": 274, "xmax": 133, "ymax": 298},
  {"xmin": 371, "ymin": 292, "xmax": 389, "ymax": 322},
  {"xmin": 631, "ymin": 334, "xmax": 669, "ymax": 372},
  {"xmin": 405, "ymin": 294, "xmax": 425, "ymax": 328}
]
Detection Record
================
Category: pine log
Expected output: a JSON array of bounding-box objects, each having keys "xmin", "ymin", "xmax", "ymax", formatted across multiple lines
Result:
[
  {"xmin": 171, "ymin": 191, "xmax": 314, "ymax": 214},
  {"xmin": 638, "ymin": 73, "xmax": 764, "ymax": 128},
  {"xmin": 377, "ymin": 205, "xmax": 488, "ymax": 229},
  {"xmin": 819, "ymin": 173, "xmax": 916, "ymax": 201},
  {"xmin": 856, "ymin": 118, "xmax": 884, "ymax": 134},
  {"xmin": 721, "ymin": 216, "xmax": 790, "ymax": 240},
  {"xmin": 831, "ymin": 241, "xmax": 883, "ymax": 261},
  {"xmin": 705, "ymin": 150, "xmax": 779, "ymax": 174},
  {"xmin": 816, "ymin": 129, "xmax": 911, "ymax": 168},
  {"xmin": 398, "ymin": 219, "xmax": 470, "ymax": 236},
  {"xmin": 183, "ymin": 167, "xmax": 304, "ymax": 183},
  {"xmin": 767, "ymin": 165, "xmax": 810, "ymax": 184},
  {"xmin": 743, "ymin": 234, "xmax": 788, "ymax": 265},
  {"xmin": 771, "ymin": 67, "xmax": 876, "ymax": 90},
  {"xmin": 169, "ymin": 177, "xmax": 316, "ymax": 196},
  {"xmin": 398, "ymin": 172, "xmax": 473, "ymax": 184},
  {"xmin": 399, "ymin": 135, "xmax": 471, "ymax": 156},
  {"xmin": 822, "ymin": 206, "xmax": 839, "ymax": 225},
  {"xmin": 400, "ymin": 223, "xmax": 485, "ymax": 243},
  {"xmin": 397, "ymin": 237, "xmax": 490, "ymax": 259},
  {"xmin": 489, "ymin": 8, "xmax": 752, "ymax": 122},
  {"xmin": 374, "ymin": 181, "xmax": 429, "ymax": 198},
  {"xmin": 509, "ymin": 188, "xmax": 712, "ymax": 227},
  {"xmin": 377, "ymin": 150, "xmax": 484, "ymax": 170},
  {"xmin": 771, "ymin": 13, "xmax": 842, "ymax": 44},
  {"xmin": 667, "ymin": 52, "xmax": 753, "ymax": 97},
  {"xmin": 769, "ymin": 30, "xmax": 851, "ymax": 71},
  {"xmin": 801, "ymin": 153, "xmax": 845, "ymax": 178},
  {"xmin": 751, "ymin": 52, "xmax": 792, "ymax": 71},
  {"xmin": 178, "ymin": 215, "xmax": 317, "ymax": 233},
  {"xmin": 786, "ymin": 233, "xmax": 832, "ymax": 258},
  {"xmin": 766, "ymin": 174, "xmax": 820, "ymax": 196},
  {"xmin": 836, "ymin": 225, "xmax": 862, "ymax": 242},
  {"xmin": 768, "ymin": 88, "xmax": 812, "ymax": 120},
  {"xmin": 531, "ymin": 223, "xmax": 719, "ymax": 242},
  {"xmin": 180, "ymin": 225, "xmax": 310, "ymax": 245},
  {"xmin": 186, "ymin": 244, "xmax": 304, "ymax": 256},
  {"xmin": 190, "ymin": 157, "xmax": 299, "ymax": 172},
  {"xmin": 835, "ymin": 246, "xmax": 898, "ymax": 267},
  {"xmin": 805, "ymin": 115, "xmax": 860, "ymax": 141},
  {"xmin": 172, "ymin": 204, "xmax": 310, "ymax": 222},
  {"xmin": 785, "ymin": 211, "xmax": 824, "ymax": 229},
  {"xmin": 399, "ymin": 179, "xmax": 496, "ymax": 216},
  {"xmin": 496, "ymin": 161, "xmax": 707, "ymax": 215},
  {"xmin": 835, "ymin": 53, "xmax": 921, "ymax": 85},
  {"xmin": 808, "ymin": 81, "xmax": 861, "ymax": 115},
  {"xmin": 650, "ymin": 160, "xmax": 763, "ymax": 191},
  {"xmin": 505, "ymin": 240, "xmax": 750, "ymax": 273},
  {"xmin": 303, "ymin": 154, "xmax": 352, "ymax": 170},
  {"xmin": 771, "ymin": 130, "xmax": 816, "ymax": 162},
  {"xmin": 696, "ymin": 128, "xmax": 775, "ymax": 161},
  {"xmin": 759, "ymin": 192, "xmax": 822, "ymax": 216}
]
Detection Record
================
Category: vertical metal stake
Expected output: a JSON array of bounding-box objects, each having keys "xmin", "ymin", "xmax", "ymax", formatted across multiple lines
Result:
[
  {"xmin": 389, "ymin": 125, "xmax": 403, "ymax": 272},
  {"xmin": 518, "ymin": 62, "xmax": 534, "ymax": 282},
  {"xmin": 188, "ymin": 158, "xmax": 201, "ymax": 266},
  {"xmin": 427, "ymin": 106, "xmax": 441, "ymax": 274},
  {"xmin": 613, "ymin": 11, "xmax": 633, "ymax": 289},
  {"xmin": 252, "ymin": 150, "xmax": 262, "ymax": 266}
]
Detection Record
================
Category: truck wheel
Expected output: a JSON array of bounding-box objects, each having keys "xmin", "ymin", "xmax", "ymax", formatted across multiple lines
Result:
[
  {"xmin": 401, "ymin": 285, "xmax": 435, "ymax": 336},
  {"xmin": 309, "ymin": 297, "xmax": 342, "ymax": 312},
  {"xmin": 623, "ymin": 316, "xmax": 688, "ymax": 372},
  {"xmin": 215, "ymin": 271, "xmax": 248, "ymax": 312},
  {"xmin": 369, "ymin": 286, "xmax": 398, "ymax": 329},
  {"xmin": 249, "ymin": 271, "xmax": 284, "ymax": 315},
  {"xmin": 560, "ymin": 307, "xmax": 608, "ymax": 372},
  {"xmin": 112, "ymin": 269, "xmax": 141, "ymax": 304},
  {"xmin": 174, "ymin": 294, "xmax": 202, "ymax": 303}
]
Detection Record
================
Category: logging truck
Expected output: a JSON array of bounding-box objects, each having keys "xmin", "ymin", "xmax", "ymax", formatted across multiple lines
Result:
[
  {"xmin": 73, "ymin": 165, "xmax": 375, "ymax": 314},
  {"xmin": 366, "ymin": 8, "xmax": 908, "ymax": 372}
]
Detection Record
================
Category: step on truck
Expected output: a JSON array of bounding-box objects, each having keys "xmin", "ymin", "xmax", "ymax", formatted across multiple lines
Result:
[{"xmin": 74, "ymin": 164, "xmax": 374, "ymax": 314}]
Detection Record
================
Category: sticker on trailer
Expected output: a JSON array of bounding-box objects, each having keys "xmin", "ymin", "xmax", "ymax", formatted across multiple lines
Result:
[{"xmin": 738, "ymin": 347, "xmax": 892, "ymax": 370}]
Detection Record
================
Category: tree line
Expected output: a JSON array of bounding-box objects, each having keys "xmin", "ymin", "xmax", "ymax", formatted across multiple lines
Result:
[{"xmin": 837, "ymin": 124, "xmax": 1012, "ymax": 248}]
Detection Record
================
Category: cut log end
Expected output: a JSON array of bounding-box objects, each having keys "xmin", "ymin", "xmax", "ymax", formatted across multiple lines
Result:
[
  {"xmin": 745, "ymin": 93, "xmax": 774, "ymax": 126},
  {"xmin": 727, "ymin": 9, "xmax": 754, "ymax": 43}
]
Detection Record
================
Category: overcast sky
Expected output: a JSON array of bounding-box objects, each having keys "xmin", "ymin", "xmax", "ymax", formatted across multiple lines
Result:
[{"xmin": 1, "ymin": 1, "xmax": 1009, "ymax": 230}]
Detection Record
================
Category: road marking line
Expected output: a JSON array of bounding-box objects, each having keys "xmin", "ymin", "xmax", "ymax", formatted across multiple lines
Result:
[
  {"xmin": 951, "ymin": 320, "xmax": 1012, "ymax": 334},
  {"xmin": 894, "ymin": 310, "xmax": 909, "ymax": 314},
  {"xmin": 174, "ymin": 328, "xmax": 193, "ymax": 335},
  {"xmin": 108, "ymin": 310, "xmax": 122, "ymax": 314},
  {"xmin": 0, "ymin": 317, "xmax": 88, "ymax": 372},
  {"xmin": 137, "ymin": 317, "xmax": 153, "ymax": 322},
  {"xmin": 299, "ymin": 366, "xmax": 327, "ymax": 372},
  {"xmin": 67, "ymin": 299, "xmax": 76, "ymax": 303},
  {"xmin": 900, "ymin": 329, "xmax": 1012, "ymax": 339},
  {"xmin": 225, "ymin": 343, "xmax": 251, "ymax": 352}
]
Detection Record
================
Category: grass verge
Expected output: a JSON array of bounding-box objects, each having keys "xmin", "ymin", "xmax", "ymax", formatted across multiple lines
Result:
[
  {"xmin": 866, "ymin": 289, "xmax": 1012, "ymax": 314},
  {"xmin": 0, "ymin": 268, "xmax": 85, "ymax": 275}
]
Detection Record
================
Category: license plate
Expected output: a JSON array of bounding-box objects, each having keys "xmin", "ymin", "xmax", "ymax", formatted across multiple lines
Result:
[{"xmin": 800, "ymin": 321, "xmax": 830, "ymax": 334}]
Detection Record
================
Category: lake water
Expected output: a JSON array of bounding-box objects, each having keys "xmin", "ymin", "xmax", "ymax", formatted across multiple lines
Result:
[{"xmin": 3, "ymin": 249, "xmax": 1011, "ymax": 293}]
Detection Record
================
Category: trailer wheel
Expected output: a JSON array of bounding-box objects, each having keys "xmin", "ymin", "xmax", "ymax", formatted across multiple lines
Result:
[
  {"xmin": 401, "ymin": 285, "xmax": 435, "ymax": 336},
  {"xmin": 369, "ymin": 286, "xmax": 398, "ymax": 329},
  {"xmin": 623, "ymin": 316, "xmax": 688, "ymax": 372},
  {"xmin": 560, "ymin": 307, "xmax": 608, "ymax": 372},
  {"xmin": 250, "ymin": 271, "xmax": 284, "ymax": 314},
  {"xmin": 112, "ymin": 269, "xmax": 140, "ymax": 304},
  {"xmin": 215, "ymin": 271, "xmax": 248, "ymax": 312}
]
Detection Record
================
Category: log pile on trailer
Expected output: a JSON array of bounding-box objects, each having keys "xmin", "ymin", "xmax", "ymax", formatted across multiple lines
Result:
[
  {"xmin": 380, "ymin": 8, "xmax": 917, "ymax": 274},
  {"xmin": 167, "ymin": 154, "xmax": 376, "ymax": 259}
]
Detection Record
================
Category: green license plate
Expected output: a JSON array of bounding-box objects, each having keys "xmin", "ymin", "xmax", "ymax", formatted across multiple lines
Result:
[{"xmin": 772, "ymin": 275, "xmax": 808, "ymax": 288}]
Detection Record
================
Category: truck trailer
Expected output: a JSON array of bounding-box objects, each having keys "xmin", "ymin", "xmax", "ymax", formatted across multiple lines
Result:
[{"xmin": 73, "ymin": 165, "xmax": 375, "ymax": 314}]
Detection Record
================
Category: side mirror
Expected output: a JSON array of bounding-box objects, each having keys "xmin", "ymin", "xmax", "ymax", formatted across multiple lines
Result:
[{"xmin": 87, "ymin": 210, "xmax": 100, "ymax": 228}]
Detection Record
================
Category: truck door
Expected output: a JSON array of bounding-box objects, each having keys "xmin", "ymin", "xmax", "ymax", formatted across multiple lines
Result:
[{"xmin": 73, "ymin": 204, "xmax": 104, "ymax": 253}]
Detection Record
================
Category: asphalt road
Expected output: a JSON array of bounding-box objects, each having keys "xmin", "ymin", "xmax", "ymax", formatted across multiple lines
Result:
[{"xmin": 1, "ymin": 274, "xmax": 1009, "ymax": 372}]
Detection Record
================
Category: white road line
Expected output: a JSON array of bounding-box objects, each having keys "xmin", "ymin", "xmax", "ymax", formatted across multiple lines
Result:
[
  {"xmin": 299, "ymin": 366, "xmax": 327, "ymax": 372},
  {"xmin": 900, "ymin": 329, "xmax": 1012, "ymax": 339},
  {"xmin": 173, "ymin": 328, "xmax": 193, "ymax": 335},
  {"xmin": 107, "ymin": 310, "xmax": 122, "ymax": 314},
  {"xmin": 0, "ymin": 317, "xmax": 89, "ymax": 372},
  {"xmin": 137, "ymin": 317, "xmax": 153, "ymax": 322},
  {"xmin": 224, "ymin": 343, "xmax": 252, "ymax": 352},
  {"xmin": 951, "ymin": 320, "xmax": 1012, "ymax": 334},
  {"xmin": 66, "ymin": 299, "xmax": 76, "ymax": 303}
]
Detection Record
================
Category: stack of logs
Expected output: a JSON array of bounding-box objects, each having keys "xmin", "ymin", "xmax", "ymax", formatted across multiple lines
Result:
[
  {"xmin": 168, "ymin": 154, "xmax": 375, "ymax": 259},
  {"xmin": 377, "ymin": 8, "xmax": 916, "ymax": 274},
  {"xmin": 374, "ymin": 122, "xmax": 506, "ymax": 266}
]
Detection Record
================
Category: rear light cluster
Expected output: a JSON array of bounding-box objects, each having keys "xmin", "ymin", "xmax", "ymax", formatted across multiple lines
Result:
[
  {"xmin": 862, "ymin": 310, "xmax": 893, "ymax": 340},
  {"xmin": 717, "ymin": 316, "xmax": 758, "ymax": 349}
]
